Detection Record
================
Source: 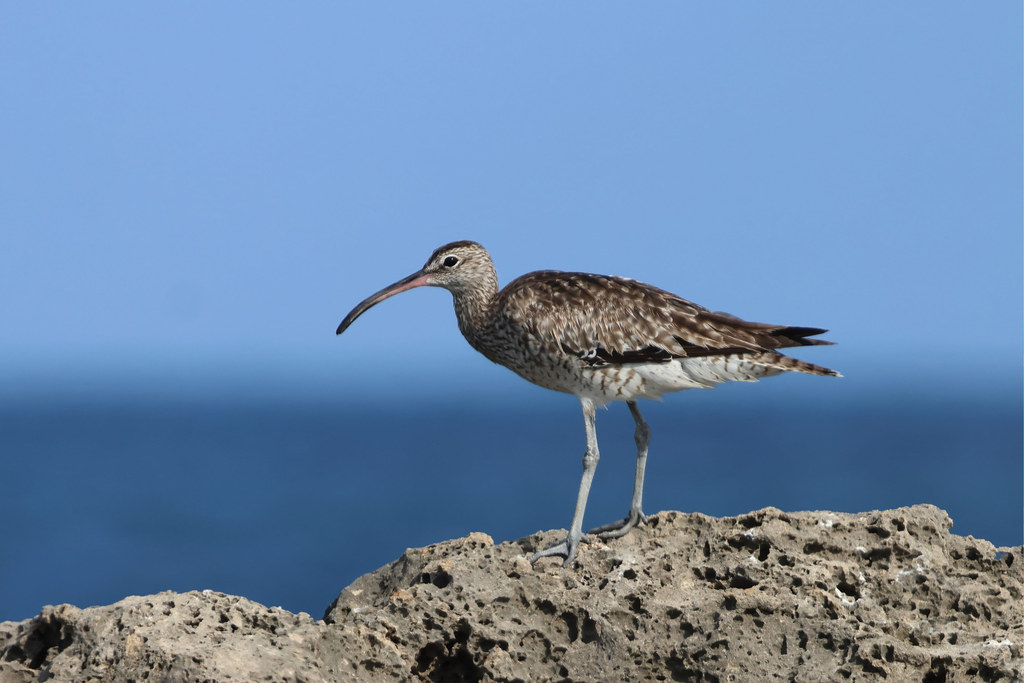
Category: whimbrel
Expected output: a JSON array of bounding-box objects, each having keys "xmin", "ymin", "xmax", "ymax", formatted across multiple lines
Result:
[{"xmin": 336, "ymin": 241, "xmax": 839, "ymax": 566}]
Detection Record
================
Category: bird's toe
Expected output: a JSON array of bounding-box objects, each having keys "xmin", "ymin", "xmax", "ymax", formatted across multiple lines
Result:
[
  {"xmin": 530, "ymin": 532, "xmax": 585, "ymax": 567},
  {"xmin": 588, "ymin": 509, "xmax": 647, "ymax": 539}
]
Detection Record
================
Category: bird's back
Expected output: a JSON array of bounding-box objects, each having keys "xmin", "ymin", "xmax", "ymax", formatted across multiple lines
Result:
[{"xmin": 466, "ymin": 270, "xmax": 838, "ymax": 403}]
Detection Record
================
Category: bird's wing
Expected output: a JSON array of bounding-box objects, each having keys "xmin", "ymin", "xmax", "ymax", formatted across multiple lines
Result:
[{"xmin": 498, "ymin": 272, "xmax": 830, "ymax": 367}]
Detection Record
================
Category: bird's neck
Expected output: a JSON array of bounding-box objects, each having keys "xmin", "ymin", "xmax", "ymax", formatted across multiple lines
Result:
[{"xmin": 451, "ymin": 269, "xmax": 500, "ymax": 344}]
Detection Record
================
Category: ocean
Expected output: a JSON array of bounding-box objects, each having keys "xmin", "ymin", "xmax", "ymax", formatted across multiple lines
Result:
[{"xmin": 1, "ymin": 386, "xmax": 1020, "ymax": 623}]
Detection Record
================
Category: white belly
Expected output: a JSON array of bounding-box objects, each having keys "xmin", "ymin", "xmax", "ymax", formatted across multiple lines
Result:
[{"xmin": 574, "ymin": 356, "xmax": 785, "ymax": 406}]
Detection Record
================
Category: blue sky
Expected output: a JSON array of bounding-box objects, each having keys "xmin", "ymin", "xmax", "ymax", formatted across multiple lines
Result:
[{"xmin": 1, "ymin": 3, "xmax": 1020, "ymax": 402}]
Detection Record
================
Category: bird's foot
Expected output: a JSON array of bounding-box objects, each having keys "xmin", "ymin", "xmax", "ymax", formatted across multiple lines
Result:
[
  {"xmin": 530, "ymin": 530, "xmax": 590, "ymax": 567},
  {"xmin": 588, "ymin": 508, "xmax": 647, "ymax": 539}
]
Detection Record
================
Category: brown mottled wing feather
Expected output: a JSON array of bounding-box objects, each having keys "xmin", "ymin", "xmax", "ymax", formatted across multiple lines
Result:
[{"xmin": 497, "ymin": 271, "xmax": 833, "ymax": 366}]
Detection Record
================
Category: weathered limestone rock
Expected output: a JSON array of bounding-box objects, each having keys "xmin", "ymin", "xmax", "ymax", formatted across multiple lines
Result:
[{"xmin": 2, "ymin": 505, "xmax": 1020, "ymax": 682}]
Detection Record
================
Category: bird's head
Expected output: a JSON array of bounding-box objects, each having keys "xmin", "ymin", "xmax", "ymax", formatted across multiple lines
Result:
[{"xmin": 336, "ymin": 240, "xmax": 495, "ymax": 335}]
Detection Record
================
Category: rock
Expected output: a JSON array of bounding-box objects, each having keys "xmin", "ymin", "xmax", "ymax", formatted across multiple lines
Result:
[
  {"xmin": 0, "ymin": 592, "xmax": 335, "ymax": 682},
  {"xmin": 2, "ymin": 505, "xmax": 1020, "ymax": 682}
]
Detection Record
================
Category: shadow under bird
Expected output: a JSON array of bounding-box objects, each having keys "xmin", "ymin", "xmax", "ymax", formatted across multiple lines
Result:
[{"xmin": 336, "ymin": 240, "xmax": 840, "ymax": 566}]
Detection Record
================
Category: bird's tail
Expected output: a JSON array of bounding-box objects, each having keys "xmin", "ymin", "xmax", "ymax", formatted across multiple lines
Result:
[
  {"xmin": 746, "ymin": 351, "xmax": 842, "ymax": 377},
  {"xmin": 770, "ymin": 326, "xmax": 835, "ymax": 348}
]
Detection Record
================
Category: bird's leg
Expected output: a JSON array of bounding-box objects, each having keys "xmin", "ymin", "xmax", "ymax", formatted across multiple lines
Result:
[
  {"xmin": 588, "ymin": 400, "xmax": 649, "ymax": 538},
  {"xmin": 531, "ymin": 398, "xmax": 600, "ymax": 567}
]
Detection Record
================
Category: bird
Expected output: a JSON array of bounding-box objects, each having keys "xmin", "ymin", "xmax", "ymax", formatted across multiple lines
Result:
[{"xmin": 336, "ymin": 240, "xmax": 840, "ymax": 566}]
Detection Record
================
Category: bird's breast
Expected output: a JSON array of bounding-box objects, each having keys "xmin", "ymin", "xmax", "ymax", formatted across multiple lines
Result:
[{"xmin": 464, "ymin": 326, "xmax": 661, "ymax": 404}]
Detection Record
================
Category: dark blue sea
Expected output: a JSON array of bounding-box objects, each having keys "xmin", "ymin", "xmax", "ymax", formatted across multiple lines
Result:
[{"xmin": 1, "ymin": 381, "xmax": 1020, "ymax": 623}]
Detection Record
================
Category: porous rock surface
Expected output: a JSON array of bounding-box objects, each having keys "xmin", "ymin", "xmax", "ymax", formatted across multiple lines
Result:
[{"xmin": 2, "ymin": 505, "xmax": 1020, "ymax": 682}]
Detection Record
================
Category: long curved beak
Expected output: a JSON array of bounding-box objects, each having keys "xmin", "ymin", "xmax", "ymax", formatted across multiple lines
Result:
[{"xmin": 336, "ymin": 270, "xmax": 433, "ymax": 335}]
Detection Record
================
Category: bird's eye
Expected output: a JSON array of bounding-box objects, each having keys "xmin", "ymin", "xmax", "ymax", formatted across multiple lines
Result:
[{"xmin": 442, "ymin": 256, "xmax": 459, "ymax": 268}]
